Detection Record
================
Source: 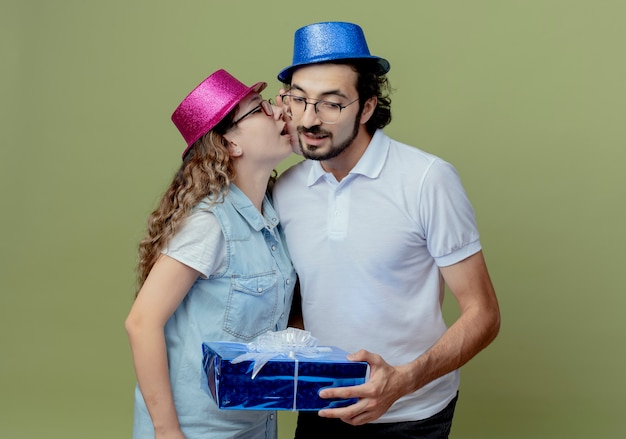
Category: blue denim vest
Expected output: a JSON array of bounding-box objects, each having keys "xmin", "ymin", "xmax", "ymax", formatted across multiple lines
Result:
[{"xmin": 133, "ymin": 185, "xmax": 296, "ymax": 439}]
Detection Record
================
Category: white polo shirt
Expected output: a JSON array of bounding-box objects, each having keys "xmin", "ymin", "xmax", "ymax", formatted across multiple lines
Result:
[{"xmin": 273, "ymin": 130, "xmax": 481, "ymax": 422}]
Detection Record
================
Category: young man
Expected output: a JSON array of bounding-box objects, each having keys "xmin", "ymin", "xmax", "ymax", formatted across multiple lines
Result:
[{"xmin": 273, "ymin": 22, "xmax": 501, "ymax": 438}]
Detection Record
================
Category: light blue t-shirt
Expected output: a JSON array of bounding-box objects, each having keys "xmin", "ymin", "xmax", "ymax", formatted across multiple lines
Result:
[{"xmin": 132, "ymin": 185, "xmax": 296, "ymax": 439}]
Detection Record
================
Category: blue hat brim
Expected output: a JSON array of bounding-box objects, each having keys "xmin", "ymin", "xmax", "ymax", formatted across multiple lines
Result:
[{"xmin": 277, "ymin": 55, "xmax": 390, "ymax": 83}]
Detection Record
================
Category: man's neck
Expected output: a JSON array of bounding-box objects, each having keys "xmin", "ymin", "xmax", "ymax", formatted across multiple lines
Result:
[{"xmin": 320, "ymin": 129, "xmax": 373, "ymax": 182}]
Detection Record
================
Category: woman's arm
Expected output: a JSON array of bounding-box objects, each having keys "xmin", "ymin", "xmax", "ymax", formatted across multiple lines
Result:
[{"xmin": 125, "ymin": 255, "xmax": 200, "ymax": 437}]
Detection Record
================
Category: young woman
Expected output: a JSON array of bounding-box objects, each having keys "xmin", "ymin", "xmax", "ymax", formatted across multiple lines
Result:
[{"xmin": 125, "ymin": 69, "xmax": 297, "ymax": 439}]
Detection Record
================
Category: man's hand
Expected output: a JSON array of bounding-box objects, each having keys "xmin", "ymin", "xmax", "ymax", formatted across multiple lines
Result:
[{"xmin": 317, "ymin": 350, "xmax": 411, "ymax": 426}]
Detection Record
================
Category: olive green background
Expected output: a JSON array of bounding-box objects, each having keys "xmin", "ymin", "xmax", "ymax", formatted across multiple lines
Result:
[{"xmin": 1, "ymin": 1, "xmax": 624, "ymax": 438}]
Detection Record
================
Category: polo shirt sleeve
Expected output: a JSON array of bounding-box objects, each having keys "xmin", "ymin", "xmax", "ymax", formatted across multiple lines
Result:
[
  {"xmin": 421, "ymin": 159, "xmax": 482, "ymax": 267},
  {"xmin": 162, "ymin": 210, "xmax": 226, "ymax": 278}
]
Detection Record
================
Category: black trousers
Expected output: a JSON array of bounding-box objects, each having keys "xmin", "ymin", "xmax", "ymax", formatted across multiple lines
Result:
[{"xmin": 294, "ymin": 394, "xmax": 458, "ymax": 439}]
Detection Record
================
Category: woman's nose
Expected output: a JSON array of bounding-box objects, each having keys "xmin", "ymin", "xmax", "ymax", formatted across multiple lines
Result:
[{"xmin": 271, "ymin": 104, "xmax": 283, "ymax": 120}]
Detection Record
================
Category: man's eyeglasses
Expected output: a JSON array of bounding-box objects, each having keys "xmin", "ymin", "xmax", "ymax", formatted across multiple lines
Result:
[
  {"xmin": 280, "ymin": 94, "xmax": 359, "ymax": 124},
  {"xmin": 231, "ymin": 99, "xmax": 274, "ymax": 126}
]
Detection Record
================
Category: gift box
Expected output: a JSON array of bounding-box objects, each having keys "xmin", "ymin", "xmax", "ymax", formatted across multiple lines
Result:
[{"xmin": 201, "ymin": 329, "xmax": 368, "ymax": 411}]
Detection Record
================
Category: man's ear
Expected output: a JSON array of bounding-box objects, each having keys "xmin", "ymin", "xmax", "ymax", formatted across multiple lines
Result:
[{"xmin": 360, "ymin": 96, "xmax": 377, "ymax": 125}]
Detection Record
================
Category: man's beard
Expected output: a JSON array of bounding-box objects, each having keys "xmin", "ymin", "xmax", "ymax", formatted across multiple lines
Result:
[{"xmin": 297, "ymin": 114, "xmax": 361, "ymax": 161}]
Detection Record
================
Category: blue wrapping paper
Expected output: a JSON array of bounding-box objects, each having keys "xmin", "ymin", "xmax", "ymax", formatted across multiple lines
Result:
[{"xmin": 202, "ymin": 341, "xmax": 368, "ymax": 411}]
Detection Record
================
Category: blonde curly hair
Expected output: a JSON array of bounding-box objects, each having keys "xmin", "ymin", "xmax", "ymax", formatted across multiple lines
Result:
[{"xmin": 135, "ymin": 119, "xmax": 236, "ymax": 293}]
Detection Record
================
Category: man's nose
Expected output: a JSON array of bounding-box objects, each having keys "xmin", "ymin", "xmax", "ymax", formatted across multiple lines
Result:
[{"xmin": 300, "ymin": 102, "xmax": 322, "ymax": 127}]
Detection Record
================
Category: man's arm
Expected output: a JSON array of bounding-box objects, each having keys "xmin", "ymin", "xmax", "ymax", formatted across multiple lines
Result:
[{"xmin": 317, "ymin": 251, "xmax": 501, "ymax": 425}]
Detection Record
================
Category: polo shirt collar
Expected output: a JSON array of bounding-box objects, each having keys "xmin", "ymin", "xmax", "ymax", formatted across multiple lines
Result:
[{"xmin": 307, "ymin": 129, "xmax": 390, "ymax": 186}]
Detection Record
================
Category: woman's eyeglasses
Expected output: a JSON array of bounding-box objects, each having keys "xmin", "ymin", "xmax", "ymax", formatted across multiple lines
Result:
[{"xmin": 231, "ymin": 99, "xmax": 274, "ymax": 126}]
